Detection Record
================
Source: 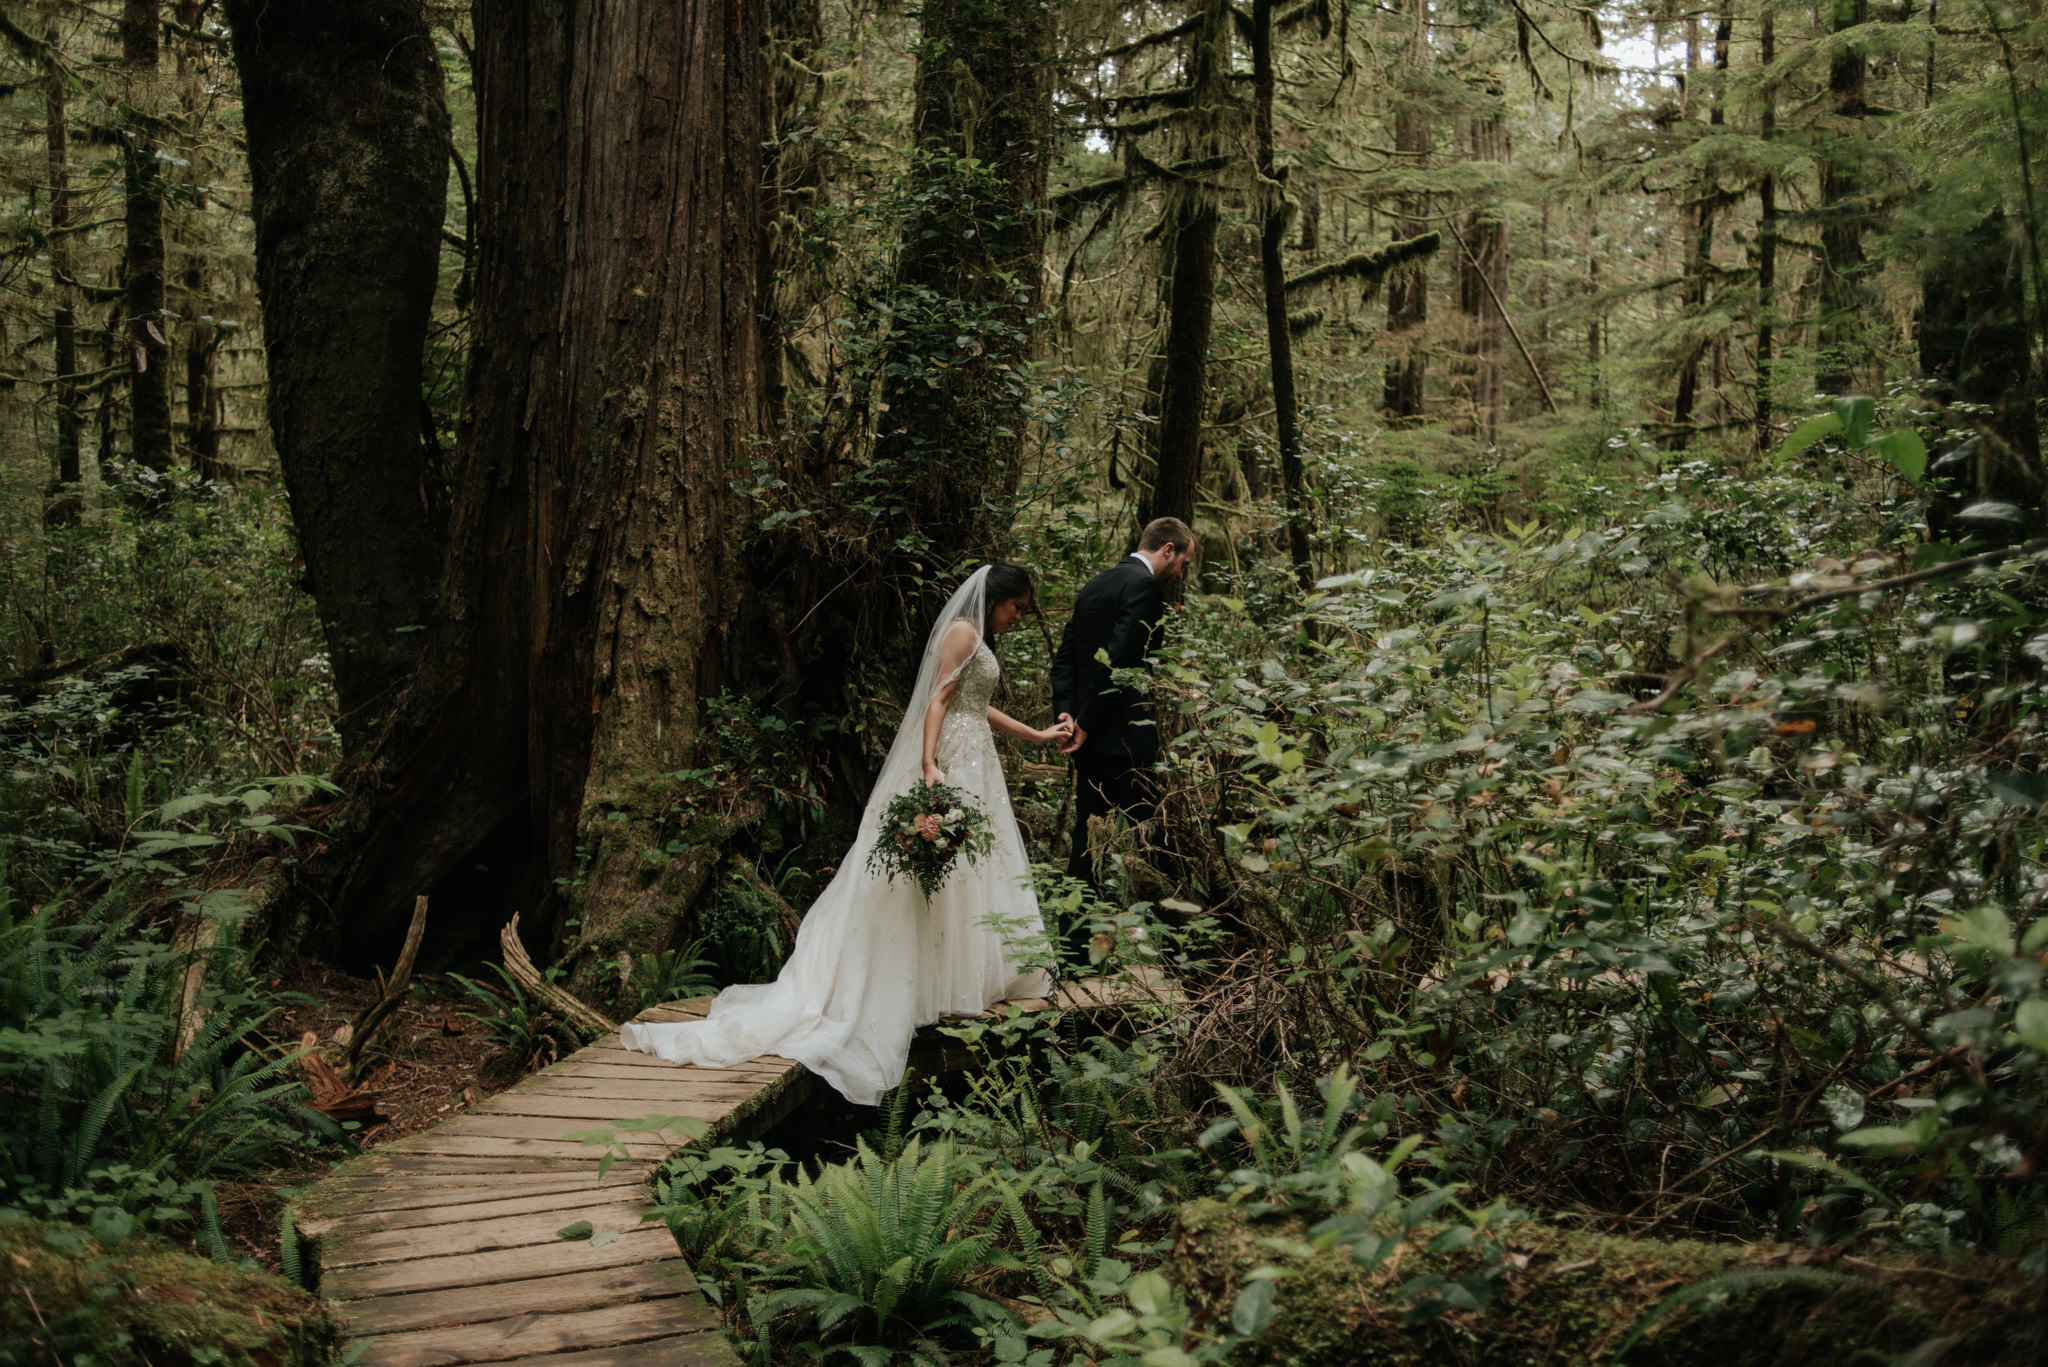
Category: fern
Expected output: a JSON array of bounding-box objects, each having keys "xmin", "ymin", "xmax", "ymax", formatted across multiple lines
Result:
[
  {"xmin": 279, "ymin": 1204, "xmax": 305, "ymax": 1288},
  {"xmin": 67, "ymin": 1062, "xmax": 146, "ymax": 1188},
  {"xmin": 197, "ymin": 1184, "xmax": 232, "ymax": 1262}
]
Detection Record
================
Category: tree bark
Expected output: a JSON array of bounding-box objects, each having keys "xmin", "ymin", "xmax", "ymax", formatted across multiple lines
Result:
[
  {"xmin": 1251, "ymin": 0, "xmax": 1313, "ymax": 592},
  {"xmin": 336, "ymin": 0, "xmax": 772, "ymax": 974},
  {"xmin": 1453, "ymin": 76, "xmax": 1508, "ymax": 445},
  {"xmin": 1382, "ymin": 0, "xmax": 1430, "ymax": 421},
  {"xmin": 1815, "ymin": 0, "xmax": 1869, "ymax": 396},
  {"xmin": 872, "ymin": 0, "xmax": 1054, "ymax": 571},
  {"xmin": 1921, "ymin": 210, "xmax": 2044, "ymax": 535},
  {"xmin": 1755, "ymin": 9, "xmax": 1778, "ymax": 451},
  {"xmin": 225, "ymin": 0, "xmax": 449, "ymax": 753},
  {"xmin": 43, "ymin": 23, "xmax": 82, "ymax": 517},
  {"xmin": 121, "ymin": 0, "xmax": 173, "ymax": 473},
  {"xmin": 173, "ymin": 2, "xmax": 222, "ymax": 483},
  {"xmin": 1143, "ymin": 0, "xmax": 1231, "ymax": 533},
  {"xmin": 1670, "ymin": 6, "xmax": 1732, "ymax": 446}
]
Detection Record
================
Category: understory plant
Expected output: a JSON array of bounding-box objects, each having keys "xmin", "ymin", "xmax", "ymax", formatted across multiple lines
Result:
[{"xmin": 0, "ymin": 877, "xmax": 336, "ymax": 1243}]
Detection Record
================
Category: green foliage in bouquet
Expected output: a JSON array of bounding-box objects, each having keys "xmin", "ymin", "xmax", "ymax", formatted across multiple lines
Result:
[{"xmin": 866, "ymin": 781, "xmax": 995, "ymax": 900}]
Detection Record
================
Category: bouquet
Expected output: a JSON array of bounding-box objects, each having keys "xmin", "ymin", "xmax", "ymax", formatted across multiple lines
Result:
[{"xmin": 866, "ymin": 780, "xmax": 995, "ymax": 899}]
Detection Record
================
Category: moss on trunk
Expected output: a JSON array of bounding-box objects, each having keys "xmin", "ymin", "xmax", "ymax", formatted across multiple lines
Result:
[{"xmin": 1171, "ymin": 1201, "xmax": 2039, "ymax": 1366}]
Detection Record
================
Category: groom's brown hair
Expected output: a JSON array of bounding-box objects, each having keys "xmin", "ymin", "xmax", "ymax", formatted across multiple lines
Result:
[{"xmin": 1138, "ymin": 516, "xmax": 1195, "ymax": 553}]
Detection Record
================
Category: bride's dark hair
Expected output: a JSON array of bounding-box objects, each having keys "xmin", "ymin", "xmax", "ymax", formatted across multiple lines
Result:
[{"xmin": 983, "ymin": 562, "xmax": 1034, "ymax": 618}]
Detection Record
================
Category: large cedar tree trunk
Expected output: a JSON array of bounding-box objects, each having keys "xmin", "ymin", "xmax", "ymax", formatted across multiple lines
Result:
[
  {"xmin": 339, "ymin": 0, "xmax": 772, "ymax": 971},
  {"xmin": 121, "ymin": 0, "xmax": 173, "ymax": 473},
  {"xmin": 1144, "ymin": 0, "xmax": 1231, "ymax": 532},
  {"xmin": 226, "ymin": 0, "xmax": 449, "ymax": 753}
]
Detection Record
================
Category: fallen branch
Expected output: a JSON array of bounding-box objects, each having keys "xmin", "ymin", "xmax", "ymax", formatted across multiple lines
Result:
[
  {"xmin": 1708, "ymin": 537, "xmax": 2048, "ymax": 620},
  {"xmin": 1444, "ymin": 218, "xmax": 1559, "ymax": 414},
  {"xmin": 1631, "ymin": 538, "xmax": 2048, "ymax": 712},
  {"xmin": 502, "ymin": 912, "xmax": 618, "ymax": 1039},
  {"xmin": 296, "ymin": 1031, "xmax": 387, "ymax": 1126},
  {"xmin": 344, "ymin": 893, "xmax": 428, "ymax": 1082}
]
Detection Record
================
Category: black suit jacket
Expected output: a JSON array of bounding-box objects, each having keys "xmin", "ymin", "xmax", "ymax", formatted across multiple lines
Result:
[{"xmin": 1050, "ymin": 558, "xmax": 1166, "ymax": 764}]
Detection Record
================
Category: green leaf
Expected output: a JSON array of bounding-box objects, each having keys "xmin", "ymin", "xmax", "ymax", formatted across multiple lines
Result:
[
  {"xmin": 1776, "ymin": 413, "xmax": 1842, "ymax": 462},
  {"xmin": 1912, "ymin": 541, "xmax": 1960, "ymax": 570},
  {"xmin": 1988, "ymin": 772, "xmax": 2048, "ymax": 810},
  {"xmin": 1231, "ymin": 1278, "xmax": 1277, "ymax": 1336},
  {"xmin": 1836, "ymin": 1125, "xmax": 1928, "ymax": 1153},
  {"xmin": 557, "ymin": 1220, "xmax": 594, "ymax": 1241},
  {"xmin": 2013, "ymin": 1000, "xmax": 2048, "ymax": 1056},
  {"xmin": 1872, "ymin": 429, "xmax": 1926, "ymax": 484},
  {"xmin": 90, "ymin": 1206, "xmax": 136, "ymax": 1244},
  {"xmin": 1833, "ymin": 395, "xmax": 1875, "ymax": 448},
  {"xmin": 1124, "ymin": 1269, "xmax": 1173, "ymax": 1316},
  {"xmin": 1958, "ymin": 501, "xmax": 2029, "ymax": 530}
]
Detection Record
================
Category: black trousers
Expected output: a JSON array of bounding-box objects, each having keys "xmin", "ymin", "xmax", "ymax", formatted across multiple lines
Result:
[{"xmin": 1064, "ymin": 749, "xmax": 1156, "ymax": 959}]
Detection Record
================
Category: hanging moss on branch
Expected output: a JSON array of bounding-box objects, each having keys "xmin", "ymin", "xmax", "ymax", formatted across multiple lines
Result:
[{"xmin": 1285, "ymin": 232, "xmax": 1441, "ymax": 300}]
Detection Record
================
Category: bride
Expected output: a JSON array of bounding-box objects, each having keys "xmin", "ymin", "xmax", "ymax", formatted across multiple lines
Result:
[{"xmin": 620, "ymin": 564, "xmax": 1066, "ymax": 1104}]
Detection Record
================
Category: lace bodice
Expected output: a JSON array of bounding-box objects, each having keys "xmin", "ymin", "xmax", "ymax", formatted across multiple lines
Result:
[{"xmin": 937, "ymin": 640, "xmax": 999, "ymax": 770}]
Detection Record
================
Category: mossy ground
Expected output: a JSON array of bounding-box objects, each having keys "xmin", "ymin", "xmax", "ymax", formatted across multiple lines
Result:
[
  {"xmin": 1171, "ymin": 1201, "xmax": 2042, "ymax": 1366},
  {"xmin": 0, "ymin": 1217, "xmax": 341, "ymax": 1367}
]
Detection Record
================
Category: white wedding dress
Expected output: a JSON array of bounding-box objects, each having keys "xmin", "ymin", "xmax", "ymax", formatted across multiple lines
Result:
[{"xmin": 620, "ymin": 572, "xmax": 1051, "ymax": 1105}]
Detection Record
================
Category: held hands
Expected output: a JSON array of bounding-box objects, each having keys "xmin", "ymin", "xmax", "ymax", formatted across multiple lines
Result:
[
  {"xmin": 1055, "ymin": 712, "xmax": 1087, "ymax": 755},
  {"xmin": 1035, "ymin": 717, "xmax": 1077, "ymax": 749}
]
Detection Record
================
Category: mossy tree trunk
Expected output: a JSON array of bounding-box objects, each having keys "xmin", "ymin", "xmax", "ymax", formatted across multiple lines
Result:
[
  {"xmin": 870, "ymin": 0, "xmax": 1053, "ymax": 580},
  {"xmin": 1382, "ymin": 0, "xmax": 1431, "ymax": 423},
  {"xmin": 1452, "ymin": 77, "xmax": 1507, "ymax": 446},
  {"xmin": 1815, "ymin": 0, "xmax": 1870, "ymax": 396},
  {"xmin": 1142, "ymin": 0, "xmax": 1232, "ymax": 533},
  {"xmin": 225, "ymin": 0, "xmax": 449, "ymax": 754},
  {"xmin": 1669, "ymin": 5, "xmax": 1732, "ymax": 446},
  {"xmin": 42, "ymin": 21, "xmax": 82, "ymax": 515},
  {"xmin": 121, "ymin": 0, "xmax": 173, "ymax": 474},
  {"xmin": 1754, "ymin": 9, "xmax": 1779, "ymax": 452},
  {"xmin": 1251, "ymin": 0, "xmax": 1312, "ymax": 592}
]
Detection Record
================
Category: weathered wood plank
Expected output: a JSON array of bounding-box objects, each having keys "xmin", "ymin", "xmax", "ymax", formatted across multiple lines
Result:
[
  {"xmin": 324, "ymin": 1151, "xmax": 616, "ymax": 1179},
  {"xmin": 329, "ymin": 1184, "xmax": 657, "ymax": 1233},
  {"xmin": 433, "ymin": 1114, "xmax": 716, "ymax": 1144},
  {"xmin": 356, "ymin": 1298, "xmax": 722, "ymax": 1367},
  {"xmin": 539, "ymin": 1063, "xmax": 792, "ymax": 1086},
  {"xmin": 510, "ymin": 1073, "xmax": 772, "ymax": 1098},
  {"xmin": 337, "ymin": 1262, "xmax": 693, "ymax": 1336},
  {"xmin": 325, "ymin": 1200, "xmax": 655, "ymax": 1269},
  {"xmin": 375, "ymin": 1134, "xmax": 672, "ymax": 1161},
  {"xmin": 322, "ymin": 1226, "xmax": 677, "ymax": 1300},
  {"xmin": 471, "ymin": 1093, "xmax": 746, "ymax": 1122},
  {"xmin": 313, "ymin": 1174, "xmax": 640, "ymax": 1218},
  {"xmin": 457, "ymin": 1332, "xmax": 736, "ymax": 1367}
]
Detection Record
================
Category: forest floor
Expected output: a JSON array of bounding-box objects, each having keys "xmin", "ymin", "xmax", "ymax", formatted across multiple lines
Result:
[{"xmin": 213, "ymin": 962, "xmax": 522, "ymax": 1272}]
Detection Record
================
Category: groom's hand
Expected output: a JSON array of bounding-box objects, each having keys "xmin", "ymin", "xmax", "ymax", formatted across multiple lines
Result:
[{"xmin": 1057, "ymin": 714, "xmax": 1086, "ymax": 755}]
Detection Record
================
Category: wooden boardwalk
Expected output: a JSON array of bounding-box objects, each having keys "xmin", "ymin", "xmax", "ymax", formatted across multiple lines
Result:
[{"xmin": 294, "ymin": 974, "xmax": 1164, "ymax": 1367}]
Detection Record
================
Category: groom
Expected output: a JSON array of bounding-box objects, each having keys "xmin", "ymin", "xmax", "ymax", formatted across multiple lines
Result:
[{"xmin": 1050, "ymin": 517, "xmax": 1196, "ymax": 916}]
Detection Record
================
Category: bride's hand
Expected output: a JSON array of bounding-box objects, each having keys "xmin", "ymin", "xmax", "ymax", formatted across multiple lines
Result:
[{"xmin": 923, "ymin": 760, "xmax": 945, "ymax": 786}]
